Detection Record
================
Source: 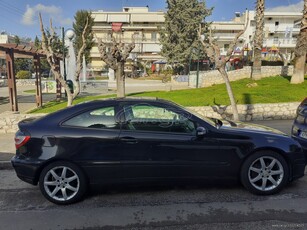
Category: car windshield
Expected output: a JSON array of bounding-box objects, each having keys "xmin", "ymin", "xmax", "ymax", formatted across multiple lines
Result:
[{"xmin": 184, "ymin": 107, "xmax": 221, "ymax": 128}]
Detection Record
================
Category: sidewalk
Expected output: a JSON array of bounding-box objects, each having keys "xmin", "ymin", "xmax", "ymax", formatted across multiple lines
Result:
[{"xmin": 0, "ymin": 133, "xmax": 15, "ymax": 169}]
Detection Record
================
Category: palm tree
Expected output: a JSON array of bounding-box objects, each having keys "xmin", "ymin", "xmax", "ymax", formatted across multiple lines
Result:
[
  {"xmin": 251, "ymin": 0, "xmax": 265, "ymax": 80},
  {"xmin": 291, "ymin": 0, "xmax": 307, "ymax": 84}
]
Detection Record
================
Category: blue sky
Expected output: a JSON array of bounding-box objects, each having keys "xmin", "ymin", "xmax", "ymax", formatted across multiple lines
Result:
[{"xmin": 0, "ymin": 0, "xmax": 304, "ymax": 39}]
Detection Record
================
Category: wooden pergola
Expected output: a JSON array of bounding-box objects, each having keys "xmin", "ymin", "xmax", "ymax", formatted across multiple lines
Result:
[{"xmin": 0, "ymin": 43, "xmax": 61, "ymax": 112}]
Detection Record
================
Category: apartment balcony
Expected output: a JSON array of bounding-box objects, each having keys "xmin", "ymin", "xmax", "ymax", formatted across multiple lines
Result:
[
  {"xmin": 90, "ymin": 42, "xmax": 161, "ymax": 58},
  {"xmin": 124, "ymin": 24, "xmax": 161, "ymax": 30},
  {"xmin": 213, "ymin": 33, "xmax": 244, "ymax": 41},
  {"xmin": 272, "ymin": 27, "xmax": 300, "ymax": 34},
  {"xmin": 94, "ymin": 37, "xmax": 160, "ymax": 44},
  {"xmin": 93, "ymin": 23, "xmax": 161, "ymax": 31},
  {"xmin": 263, "ymin": 38, "xmax": 297, "ymax": 48}
]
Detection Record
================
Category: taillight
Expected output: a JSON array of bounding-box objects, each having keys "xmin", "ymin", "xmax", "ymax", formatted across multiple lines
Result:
[{"xmin": 15, "ymin": 135, "xmax": 31, "ymax": 149}]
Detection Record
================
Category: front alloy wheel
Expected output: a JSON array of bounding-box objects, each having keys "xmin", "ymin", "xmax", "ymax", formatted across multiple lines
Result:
[
  {"xmin": 39, "ymin": 162, "xmax": 87, "ymax": 204},
  {"xmin": 241, "ymin": 151, "xmax": 289, "ymax": 195}
]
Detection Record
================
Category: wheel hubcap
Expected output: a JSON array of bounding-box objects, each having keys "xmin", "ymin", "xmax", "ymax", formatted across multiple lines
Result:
[
  {"xmin": 44, "ymin": 166, "xmax": 80, "ymax": 201},
  {"xmin": 248, "ymin": 156, "xmax": 284, "ymax": 191}
]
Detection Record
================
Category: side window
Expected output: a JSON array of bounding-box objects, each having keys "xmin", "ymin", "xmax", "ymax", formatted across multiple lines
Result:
[
  {"xmin": 123, "ymin": 104, "xmax": 196, "ymax": 134},
  {"xmin": 62, "ymin": 106, "xmax": 119, "ymax": 129}
]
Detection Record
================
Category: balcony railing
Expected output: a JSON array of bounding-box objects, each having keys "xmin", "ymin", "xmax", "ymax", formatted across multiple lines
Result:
[
  {"xmin": 263, "ymin": 38, "xmax": 297, "ymax": 47},
  {"xmin": 213, "ymin": 33, "xmax": 242, "ymax": 38},
  {"xmin": 94, "ymin": 37, "xmax": 160, "ymax": 44}
]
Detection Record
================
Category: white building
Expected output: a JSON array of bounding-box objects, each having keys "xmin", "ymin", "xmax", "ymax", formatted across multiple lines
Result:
[
  {"xmin": 212, "ymin": 10, "xmax": 302, "ymax": 56},
  {"xmin": 0, "ymin": 34, "xmax": 15, "ymax": 44},
  {"xmin": 89, "ymin": 7, "xmax": 303, "ymax": 73},
  {"xmin": 90, "ymin": 7, "xmax": 165, "ymax": 72},
  {"xmin": 246, "ymin": 11, "xmax": 301, "ymax": 52}
]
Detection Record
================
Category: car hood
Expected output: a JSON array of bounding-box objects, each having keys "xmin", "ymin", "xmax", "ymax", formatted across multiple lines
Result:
[{"xmin": 219, "ymin": 120, "xmax": 286, "ymax": 136}]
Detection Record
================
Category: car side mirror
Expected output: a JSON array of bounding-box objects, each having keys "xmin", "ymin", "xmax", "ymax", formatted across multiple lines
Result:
[{"xmin": 196, "ymin": 127, "xmax": 207, "ymax": 137}]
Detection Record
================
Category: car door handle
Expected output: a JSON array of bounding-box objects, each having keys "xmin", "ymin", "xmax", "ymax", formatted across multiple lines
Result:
[{"xmin": 120, "ymin": 137, "xmax": 138, "ymax": 144}]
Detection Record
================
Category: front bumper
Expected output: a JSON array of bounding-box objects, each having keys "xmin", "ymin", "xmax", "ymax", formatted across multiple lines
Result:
[
  {"xmin": 292, "ymin": 135, "xmax": 307, "ymax": 165},
  {"xmin": 11, "ymin": 156, "xmax": 43, "ymax": 185}
]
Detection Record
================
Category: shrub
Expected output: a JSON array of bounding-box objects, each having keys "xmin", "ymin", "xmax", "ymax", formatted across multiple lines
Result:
[{"xmin": 16, "ymin": 70, "xmax": 31, "ymax": 79}]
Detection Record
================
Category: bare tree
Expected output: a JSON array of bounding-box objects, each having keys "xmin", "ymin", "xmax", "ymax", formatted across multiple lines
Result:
[
  {"xmin": 198, "ymin": 14, "xmax": 249, "ymax": 121},
  {"xmin": 278, "ymin": 51, "xmax": 294, "ymax": 67},
  {"xmin": 39, "ymin": 13, "xmax": 90, "ymax": 106},
  {"xmin": 278, "ymin": 51, "xmax": 294, "ymax": 76},
  {"xmin": 251, "ymin": 0, "xmax": 265, "ymax": 80},
  {"xmin": 96, "ymin": 36, "xmax": 135, "ymax": 97},
  {"xmin": 291, "ymin": 0, "xmax": 307, "ymax": 84}
]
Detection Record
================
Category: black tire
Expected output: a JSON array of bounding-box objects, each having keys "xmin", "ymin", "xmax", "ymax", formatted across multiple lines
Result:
[
  {"xmin": 39, "ymin": 161, "xmax": 87, "ymax": 205},
  {"xmin": 240, "ymin": 151, "xmax": 289, "ymax": 195}
]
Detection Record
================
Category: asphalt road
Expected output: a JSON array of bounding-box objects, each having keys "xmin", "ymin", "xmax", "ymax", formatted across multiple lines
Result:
[{"xmin": 1, "ymin": 168, "xmax": 307, "ymax": 230}]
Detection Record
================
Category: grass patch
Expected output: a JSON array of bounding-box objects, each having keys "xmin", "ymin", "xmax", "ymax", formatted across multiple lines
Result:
[
  {"xmin": 29, "ymin": 76, "xmax": 307, "ymax": 114},
  {"xmin": 30, "ymin": 94, "xmax": 116, "ymax": 114},
  {"xmin": 133, "ymin": 76, "xmax": 307, "ymax": 106}
]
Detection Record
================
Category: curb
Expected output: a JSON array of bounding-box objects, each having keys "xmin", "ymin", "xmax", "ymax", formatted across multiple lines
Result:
[{"xmin": 0, "ymin": 161, "xmax": 13, "ymax": 170}]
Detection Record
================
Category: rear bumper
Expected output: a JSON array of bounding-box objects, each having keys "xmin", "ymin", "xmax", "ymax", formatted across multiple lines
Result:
[{"xmin": 11, "ymin": 156, "xmax": 43, "ymax": 185}]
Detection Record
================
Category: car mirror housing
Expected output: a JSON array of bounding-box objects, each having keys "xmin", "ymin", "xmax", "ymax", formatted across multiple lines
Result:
[{"xmin": 196, "ymin": 127, "xmax": 207, "ymax": 137}]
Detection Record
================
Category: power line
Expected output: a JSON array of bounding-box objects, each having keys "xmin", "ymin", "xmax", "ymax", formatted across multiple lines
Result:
[{"xmin": 0, "ymin": 0, "xmax": 40, "ymax": 23}]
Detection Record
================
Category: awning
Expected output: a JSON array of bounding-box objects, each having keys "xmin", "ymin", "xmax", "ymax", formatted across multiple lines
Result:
[
  {"xmin": 261, "ymin": 48, "xmax": 268, "ymax": 54},
  {"xmin": 269, "ymin": 45, "xmax": 279, "ymax": 52},
  {"xmin": 112, "ymin": 23, "xmax": 123, "ymax": 32},
  {"xmin": 153, "ymin": 60, "xmax": 167, "ymax": 64}
]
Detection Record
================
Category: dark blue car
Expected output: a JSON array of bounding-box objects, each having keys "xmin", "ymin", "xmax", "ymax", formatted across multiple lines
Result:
[
  {"xmin": 292, "ymin": 98, "xmax": 307, "ymax": 161},
  {"xmin": 11, "ymin": 98, "xmax": 306, "ymax": 204}
]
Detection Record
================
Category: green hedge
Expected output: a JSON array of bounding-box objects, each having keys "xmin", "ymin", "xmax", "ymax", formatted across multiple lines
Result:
[{"xmin": 16, "ymin": 70, "xmax": 32, "ymax": 79}]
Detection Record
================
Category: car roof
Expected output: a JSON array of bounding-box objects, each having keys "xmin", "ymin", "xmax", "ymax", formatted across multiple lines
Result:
[
  {"xmin": 34, "ymin": 97, "xmax": 181, "ymax": 126},
  {"xmin": 78, "ymin": 97, "xmax": 177, "ymax": 106}
]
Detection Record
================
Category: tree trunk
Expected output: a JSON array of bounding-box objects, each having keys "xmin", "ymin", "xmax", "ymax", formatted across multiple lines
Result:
[
  {"xmin": 252, "ymin": 50, "xmax": 262, "ymax": 80},
  {"xmin": 66, "ymin": 91, "xmax": 74, "ymax": 107},
  {"xmin": 116, "ymin": 62, "xmax": 125, "ymax": 97},
  {"xmin": 291, "ymin": 54, "xmax": 306, "ymax": 84},
  {"xmin": 251, "ymin": 0, "xmax": 265, "ymax": 80},
  {"xmin": 218, "ymin": 67, "xmax": 239, "ymax": 121},
  {"xmin": 291, "ymin": 0, "xmax": 307, "ymax": 84}
]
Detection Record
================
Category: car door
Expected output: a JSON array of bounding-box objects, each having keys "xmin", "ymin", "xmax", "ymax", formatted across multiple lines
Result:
[
  {"xmin": 118, "ymin": 101, "xmax": 224, "ymax": 182},
  {"xmin": 59, "ymin": 104, "xmax": 122, "ymax": 185}
]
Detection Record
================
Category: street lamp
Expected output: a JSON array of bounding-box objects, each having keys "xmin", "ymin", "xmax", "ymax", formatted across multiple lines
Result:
[
  {"xmin": 62, "ymin": 27, "xmax": 67, "ymax": 82},
  {"xmin": 63, "ymin": 28, "xmax": 76, "ymax": 94}
]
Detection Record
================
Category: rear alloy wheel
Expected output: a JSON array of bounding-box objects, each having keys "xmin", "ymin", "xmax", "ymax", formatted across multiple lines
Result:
[
  {"xmin": 241, "ymin": 151, "xmax": 289, "ymax": 195},
  {"xmin": 39, "ymin": 161, "xmax": 87, "ymax": 204}
]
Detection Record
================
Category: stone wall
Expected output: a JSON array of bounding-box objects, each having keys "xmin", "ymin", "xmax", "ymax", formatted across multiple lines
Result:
[
  {"xmin": 16, "ymin": 79, "xmax": 36, "ymax": 86},
  {"xmin": 0, "ymin": 102, "xmax": 300, "ymax": 133},
  {"xmin": 187, "ymin": 102, "xmax": 299, "ymax": 121},
  {"xmin": 0, "ymin": 112, "xmax": 45, "ymax": 134},
  {"xmin": 189, "ymin": 66, "xmax": 294, "ymax": 87},
  {"xmin": 0, "ymin": 79, "xmax": 7, "ymax": 87}
]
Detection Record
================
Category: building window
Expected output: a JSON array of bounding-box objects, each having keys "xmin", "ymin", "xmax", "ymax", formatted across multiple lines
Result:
[
  {"xmin": 151, "ymin": 32, "xmax": 157, "ymax": 41},
  {"xmin": 273, "ymin": 37, "xmax": 279, "ymax": 44},
  {"xmin": 107, "ymin": 32, "xmax": 112, "ymax": 42}
]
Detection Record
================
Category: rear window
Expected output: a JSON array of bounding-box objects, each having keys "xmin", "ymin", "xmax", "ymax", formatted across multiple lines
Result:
[{"xmin": 62, "ymin": 106, "xmax": 119, "ymax": 129}]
